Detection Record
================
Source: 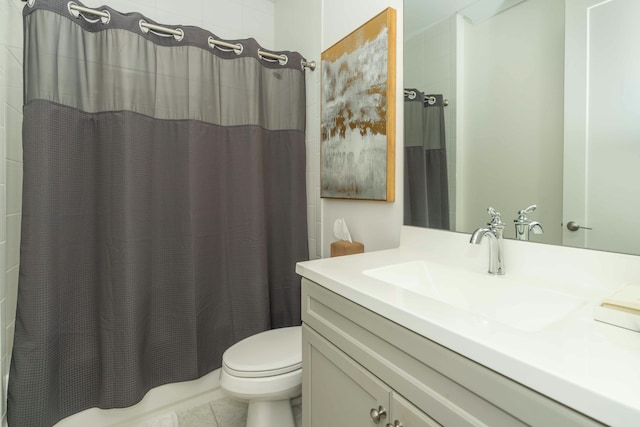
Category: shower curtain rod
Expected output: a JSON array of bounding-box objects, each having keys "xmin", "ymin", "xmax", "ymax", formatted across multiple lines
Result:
[
  {"xmin": 403, "ymin": 89, "xmax": 449, "ymax": 107},
  {"xmin": 24, "ymin": 0, "xmax": 317, "ymax": 71},
  {"xmin": 207, "ymin": 37, "xmax": 316, "ymax": 70}
]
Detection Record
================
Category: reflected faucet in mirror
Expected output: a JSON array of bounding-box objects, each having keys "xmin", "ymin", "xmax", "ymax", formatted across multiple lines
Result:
[
  {"xmin": 514, "ymin": 204, "xmax": 544, "ymax": 241},
  {"xmin": 470, "ymin": 207, "xmax": 506, "ymax": 275}
]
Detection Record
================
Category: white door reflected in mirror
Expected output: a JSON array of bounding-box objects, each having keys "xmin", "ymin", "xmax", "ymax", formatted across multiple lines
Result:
[{"xmin": 563, "ymin": 0, "xmax": 640, "ymax": 255}]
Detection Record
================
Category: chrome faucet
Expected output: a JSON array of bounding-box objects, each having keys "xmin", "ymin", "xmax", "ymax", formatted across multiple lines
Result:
[
  {"xmin": 514, "ymin": 204, "xmax": 544, "ymax": 241},
  {"xmin": 470, "ymin": 207, "xmax": 506, "ymax": 275}
]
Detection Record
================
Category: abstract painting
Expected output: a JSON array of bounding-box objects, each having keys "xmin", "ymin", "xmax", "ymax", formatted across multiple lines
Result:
[{"xmin": 321, "ymin": 8, "xmax": 396, "ymax": 201}]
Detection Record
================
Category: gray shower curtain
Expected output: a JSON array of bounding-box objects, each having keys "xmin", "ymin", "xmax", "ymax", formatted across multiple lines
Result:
[
  {"xmin": 404, "ymin": 90, "xmax": 449, "ymax": 229},
  {"xmin": 9, "ymin": 1, "xmax": 308, "ymax": 426}
]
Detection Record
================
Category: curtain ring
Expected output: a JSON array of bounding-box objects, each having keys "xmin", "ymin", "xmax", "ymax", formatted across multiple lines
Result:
[
  {"xmin": 67, "ymin": 2, "xmax": 111, "ymax": 24},
  {"xmin": 100, "ymin": 10, "xmax": 111, "ymax": 25},
  {"xmin": 173, "ymin": 28, "xmax": 184, "ymax": 42},
  {"xmin": 139, "ymin": 20, "xmax": 184, "ymax": 41},
  {"xmin": 207, "ymin": 37, "xmax": 243, "ymax": 55},
  {"xmin": 258, "ymin": 49, "xmax": 288, "ymax": 66}
]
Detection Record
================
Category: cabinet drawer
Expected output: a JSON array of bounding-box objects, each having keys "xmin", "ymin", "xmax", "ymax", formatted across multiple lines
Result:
[{"xmin": 302, "ymin": 278, "xmax": 602, "ymax": 427}]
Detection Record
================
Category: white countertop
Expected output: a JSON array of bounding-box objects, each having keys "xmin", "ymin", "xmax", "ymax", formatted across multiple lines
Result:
[{"xmin": 296, "ymin": 227, "xmax": 640, "ymax": 426}]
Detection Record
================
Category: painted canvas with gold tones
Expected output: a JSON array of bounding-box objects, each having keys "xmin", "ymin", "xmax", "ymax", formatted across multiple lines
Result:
[{"xmin": 321, "ymin": 8, "xmax": 396, "ymax": 201}]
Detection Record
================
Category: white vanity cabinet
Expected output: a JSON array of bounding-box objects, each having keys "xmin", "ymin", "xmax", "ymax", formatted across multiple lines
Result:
[
  {"xmin": 304, "ymin": 324, "xmax": 439, "ymax": 426},
  {"xmin": 301, "ymin": 278, "xmax": 603, "ymax": 427}
]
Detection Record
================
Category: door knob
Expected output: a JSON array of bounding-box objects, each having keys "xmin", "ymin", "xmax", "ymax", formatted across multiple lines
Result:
[
  {"xmin": 370, "ymin": 405, "xmax": 387, "ymax": 424},
  {"xmin": 386, "ymin": 421, "xmax": 403, "ymax": 427},
  {"xmin": 566, "ymin": 221, "xmax": 592, "ymax": 232}
]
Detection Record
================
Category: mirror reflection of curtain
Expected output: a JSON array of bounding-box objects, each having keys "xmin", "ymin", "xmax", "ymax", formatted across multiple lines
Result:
[{"xmin": 404, "ymin": 90, "xmax": 450, "ymax": 229}]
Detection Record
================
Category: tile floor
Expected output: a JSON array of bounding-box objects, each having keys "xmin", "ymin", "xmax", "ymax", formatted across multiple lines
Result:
[{"xmin": 142, "ymin": 396, "xmax": 302, "ymax": 427}]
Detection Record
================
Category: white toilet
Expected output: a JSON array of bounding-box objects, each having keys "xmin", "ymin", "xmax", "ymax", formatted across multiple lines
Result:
[{"xmin": 220, "ymin": 326, "xmax": 302, "ymax": 427}]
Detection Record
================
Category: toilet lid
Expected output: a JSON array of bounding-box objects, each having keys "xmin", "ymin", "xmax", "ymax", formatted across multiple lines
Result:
[{"xmin": 222, "ymin": 326, "xmax": 302, "ymax": 378}]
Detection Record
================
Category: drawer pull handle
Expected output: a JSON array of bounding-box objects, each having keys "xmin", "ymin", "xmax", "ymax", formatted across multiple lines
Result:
[
  {"xmin": 370, "ymin": 405, "xmax": 387, "ymax": 423},
  {"xmin": 386, "ymin": 421, "xmax": 403, "ymax": 427}
]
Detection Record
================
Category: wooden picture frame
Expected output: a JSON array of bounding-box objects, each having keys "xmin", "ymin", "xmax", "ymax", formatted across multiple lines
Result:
[{"xmin": 320, "ymin": 8, "xmax": 396, "ymax": 201}]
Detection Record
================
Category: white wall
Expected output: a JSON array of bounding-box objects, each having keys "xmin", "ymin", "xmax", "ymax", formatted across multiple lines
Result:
[
  {"xmin": 276, "ymin": 0, "xmax": 405, "ymax": 259},
  {"xmin": 460, "ymin": 0, "xmax": 565, "ymax": 243},
  {"xmin": 1, "ymin": 1, "xmax": 22, "ymax": 425},
  {"xmin": 274, "ymin": 0, "xmax": 322, "ymax": 260},
  {"xmin": 320, "ymin": 0, "xmax": 404, "ymax": 257},
  {"xmin": 90, "ymin": 0, "xmax": 277, "ymax": 49},
  {"xmin": 0, "ymin": 1, "xmax": 5, "ymax": 423}
]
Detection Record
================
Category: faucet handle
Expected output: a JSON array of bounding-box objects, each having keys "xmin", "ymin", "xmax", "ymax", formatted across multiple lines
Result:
[
  {"xmin": 487, "ymin": 207, "xmax": 505, "ymax": 227},
  {"xmin": 515, "ymin": 204, "xmax": 537, "ymax": 222},
  {"xmin": 519, "ymin": 204, "xmax": 537, "ymax": 215}
]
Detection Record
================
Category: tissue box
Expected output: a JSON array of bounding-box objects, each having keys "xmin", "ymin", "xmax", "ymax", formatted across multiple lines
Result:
[{"xmin": 330, "ymin": 240, "xmax": 364, "ymax": 257}]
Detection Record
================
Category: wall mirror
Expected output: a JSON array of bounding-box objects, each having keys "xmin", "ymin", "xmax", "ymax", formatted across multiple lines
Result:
[{"xmin": 404, "ymin": 0, "xmax": 640, "ymax": 256}]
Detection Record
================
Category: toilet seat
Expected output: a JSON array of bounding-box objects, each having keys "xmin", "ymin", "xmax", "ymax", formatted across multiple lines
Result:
[
  {"xmin": 219, "ymin": 326, "xmax": 302, "ymax": 426},
  {"xmin": 222, "ymin": 326, "xmax": 302, "ymax": 378}
]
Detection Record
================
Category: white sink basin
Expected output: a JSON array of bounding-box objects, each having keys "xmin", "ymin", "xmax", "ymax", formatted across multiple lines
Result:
[{"xmin": 363, "ymin": 260, "xmax": 585, "ymax": 332}]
